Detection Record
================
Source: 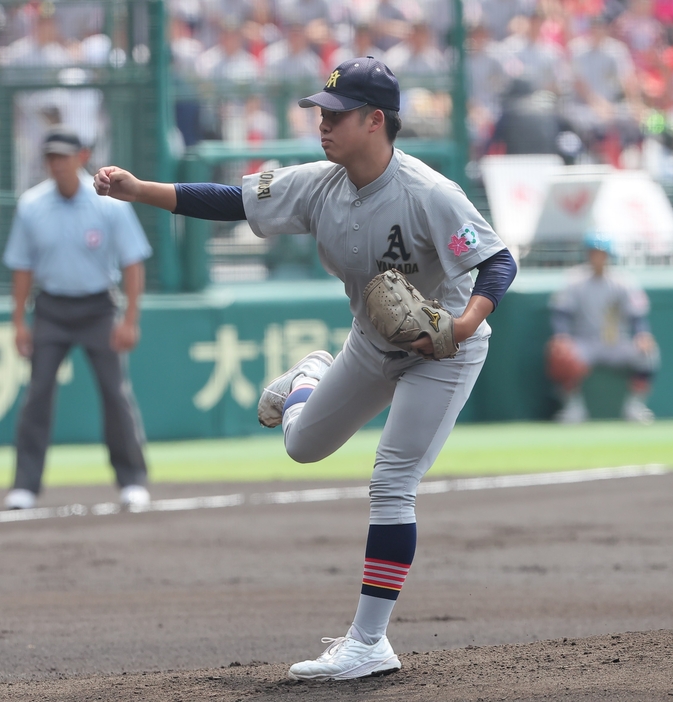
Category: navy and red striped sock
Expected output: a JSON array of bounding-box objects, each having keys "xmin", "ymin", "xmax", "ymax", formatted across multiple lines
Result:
[{"xmin": 351, "ymin": 523, "xmax": 417, "ymax": 644}]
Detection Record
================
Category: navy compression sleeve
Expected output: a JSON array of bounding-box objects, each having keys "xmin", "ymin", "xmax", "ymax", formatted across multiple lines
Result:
[
  {"xmin": 472, "ymin": 248, "xmax": 517, "ymax": 309},
  {"xmin": 173, "ymin": 183, "xmax": 246, "ymax": 221}
]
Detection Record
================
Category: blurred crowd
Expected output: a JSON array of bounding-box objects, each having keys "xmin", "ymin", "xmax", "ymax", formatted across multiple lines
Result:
[
  {"xmin": 166, "ymin": 0, "xmax": 673, "ymax": 168},
  {"xmin": 467, "ymin": 0, "xmax": 673, "ymax": 171},
  {"xmin": 165, "ymin": 0, "xmax": 457, "ymax": 146},
  {"xmin": 2, "ymin": 0, "xmax": 673, "ymax": 179}
]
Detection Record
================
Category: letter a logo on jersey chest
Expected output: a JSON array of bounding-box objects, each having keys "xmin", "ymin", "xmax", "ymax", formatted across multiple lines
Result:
[
  {"xmin": 376, "ymin": 225, "xmax": 418, "ymax": 274},
  {"xmin": 382, "ymin": 225, "xmax": 411, "ymax": 262}
]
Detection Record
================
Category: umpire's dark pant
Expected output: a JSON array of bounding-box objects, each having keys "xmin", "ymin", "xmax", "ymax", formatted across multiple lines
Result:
[{"xmin": 13, "ymin": 291, "xmax": 148, "ymax": 494}]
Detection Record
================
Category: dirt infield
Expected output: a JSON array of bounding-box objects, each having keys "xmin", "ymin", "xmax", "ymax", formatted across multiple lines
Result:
[{"xmin": 1, "ymin": 472, "xmax": 672, "ymax": 701}]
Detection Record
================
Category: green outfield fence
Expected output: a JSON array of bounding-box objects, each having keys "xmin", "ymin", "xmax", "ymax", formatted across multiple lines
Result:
[{"xmin": 1, "ymin": 270, "xmax": 672, "ymax": 445}]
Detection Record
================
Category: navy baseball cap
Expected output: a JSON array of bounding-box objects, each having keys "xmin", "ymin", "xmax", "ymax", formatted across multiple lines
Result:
[
  {"xmin": 43, "ymin": 125, "xmax": 83, "ymax": 155},
  {"xmin": 298, "ymin": 56, "xmax": 400, "ymax": 112}
]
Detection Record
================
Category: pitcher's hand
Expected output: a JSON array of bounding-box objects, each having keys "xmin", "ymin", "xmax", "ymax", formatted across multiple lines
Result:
[{"xmin": 94, "ymin": 167, "xmax": 141, "ymax": 202}]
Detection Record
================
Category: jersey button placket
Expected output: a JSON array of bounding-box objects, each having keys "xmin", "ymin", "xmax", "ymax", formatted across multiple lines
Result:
[{"xmin": 346, "ymin": 203, "xmax": 366, "ymax": 270}]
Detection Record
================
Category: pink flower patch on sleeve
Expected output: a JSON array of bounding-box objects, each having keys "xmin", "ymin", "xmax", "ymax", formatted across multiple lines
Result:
[
  {"xmin": 448, "ymin": 223, "xmax": 479, "ymax": 256},
  {"xmin": 448, "ymin": 234, "xmax": 470, "ymax": 256}
]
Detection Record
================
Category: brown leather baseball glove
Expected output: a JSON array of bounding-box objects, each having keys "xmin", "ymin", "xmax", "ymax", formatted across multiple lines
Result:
[{"xmin": 363, "ymin": 269, "xmax": 459, "ymax": 360}]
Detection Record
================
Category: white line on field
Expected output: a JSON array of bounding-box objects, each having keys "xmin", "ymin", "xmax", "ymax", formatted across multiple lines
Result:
[{"xmin": 1, "ymin": 464, "xmax": 670, "ymax": 524}]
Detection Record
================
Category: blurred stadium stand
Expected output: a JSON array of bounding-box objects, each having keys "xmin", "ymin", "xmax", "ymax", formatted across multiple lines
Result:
[{"xmin": 1, "ymin": 0, "xmax": 673, "ymax": 292}]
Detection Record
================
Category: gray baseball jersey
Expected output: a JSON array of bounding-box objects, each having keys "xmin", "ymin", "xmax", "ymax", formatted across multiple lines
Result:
[
  {"xmin": 242, "ymin": 148, "xmax": 506, "ymax": 352},
  {"xmin": 550, "ymin": 265, "xmax": 650, "ymax": 345}
]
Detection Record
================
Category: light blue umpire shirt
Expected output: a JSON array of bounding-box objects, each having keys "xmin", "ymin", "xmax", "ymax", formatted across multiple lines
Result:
[{"xmin": 3, "ymin": 170, "xmax": 152, "ymax": 296}]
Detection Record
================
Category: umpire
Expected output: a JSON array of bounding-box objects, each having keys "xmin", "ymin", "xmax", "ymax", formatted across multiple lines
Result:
[{"xmin": 2, "ymin": 125, "xmax": 152, "ymax": 510}]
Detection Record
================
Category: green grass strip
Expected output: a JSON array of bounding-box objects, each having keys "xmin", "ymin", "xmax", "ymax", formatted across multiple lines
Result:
[{"xmin": 1, "ymin": 420, "xmax": 671, "ymax": 488}]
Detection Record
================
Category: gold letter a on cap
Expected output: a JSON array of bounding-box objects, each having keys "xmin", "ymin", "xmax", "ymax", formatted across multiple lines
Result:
[{"xmin": 325, "ymin": 70, "xmax": 340, "ymax": 88}]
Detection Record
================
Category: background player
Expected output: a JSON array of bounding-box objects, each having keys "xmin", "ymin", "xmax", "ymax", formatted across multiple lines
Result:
[
  {"xmin": 547, "ymin": 232, "xmax": 660, "ymax": 424},
  {"xmin": 93, "ymin": 57, "xmax": 517, "ymax": 680}
]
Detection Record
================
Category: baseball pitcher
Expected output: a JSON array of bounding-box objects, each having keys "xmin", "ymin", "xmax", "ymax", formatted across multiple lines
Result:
[{"xmin": 94, "ymin": 57, "xmax": 517, "ymax": 681}]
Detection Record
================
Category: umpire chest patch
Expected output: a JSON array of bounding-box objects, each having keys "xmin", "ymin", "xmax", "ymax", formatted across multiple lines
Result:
[
  {"xmin": 85, "ymin": 229, "xmax": 104, "ymax": 248},
  {"xmin": 257, "ymin": 171, "xmax": 274, "ymax": 200}
]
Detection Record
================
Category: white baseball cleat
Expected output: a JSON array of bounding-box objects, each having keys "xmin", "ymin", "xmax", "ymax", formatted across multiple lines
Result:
[
  {"xmin": 621, "ymin": 396, "xmax": 655, "ymax": 425},
  {"xmin": 119, "ymin": 485, "xmax": 151, "ymax": 510},
  {"xmin": 4, "ymin": 488, "xmax": 37, "ymax": 510},
  {"xmin": 257, "ymin": 350, "xmax": 333, "ymax": 428},
  {"xmin": 554, "ymin": 393, "xmax": 588, "ymax": 424},
  {"xmin": 287, "ymin": 635, "xmax": 401, "ymax": 681}
]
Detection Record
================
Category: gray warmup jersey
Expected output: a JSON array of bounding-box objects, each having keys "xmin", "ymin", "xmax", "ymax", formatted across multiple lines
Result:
[
  {"xmin": 242, "ymin": 148, "xmax": 506, "ymax": 353},
  {"xmin": 550, "ymin": 265, "xmax": 650, "ymax": 344}
]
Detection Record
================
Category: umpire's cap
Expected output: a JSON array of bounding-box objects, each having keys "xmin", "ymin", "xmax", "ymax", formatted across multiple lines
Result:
[
  {"xmin": 298, "ymin": 56, "xmax": 400, "ymax": 112},
  {"xmin": 43, "ymin": 125, "xmax": 83, "ymax": 155}
]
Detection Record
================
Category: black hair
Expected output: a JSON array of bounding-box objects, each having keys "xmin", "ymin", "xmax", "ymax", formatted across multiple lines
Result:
[{"xmin": 358, "ymin": 105, "xmax": 402, "ymax": 143}]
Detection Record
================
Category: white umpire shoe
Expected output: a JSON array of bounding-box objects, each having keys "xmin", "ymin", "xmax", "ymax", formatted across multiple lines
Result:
[
  {"xmin": 257, "ymin": 350, "xmax": 334, "ymax": 428},
  {"xmin": 4, "ymin": 488, "xmax": 37, "ymax": 510},
  {"xmin": 119, "ymin": 485, "xmax": 151, "ymax": 510},
  {"xmin": 621, "ymin": 395, "xmax": 655, "ymax": 425},
  {"xmin": 287, "ymin": 635, "xmax": 401, "ymax": 681}
]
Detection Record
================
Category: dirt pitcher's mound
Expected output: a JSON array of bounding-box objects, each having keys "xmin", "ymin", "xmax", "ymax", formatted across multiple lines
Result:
[{"xmin": 4, "ymin": 630, "xmax": 672, "ymax": 702}]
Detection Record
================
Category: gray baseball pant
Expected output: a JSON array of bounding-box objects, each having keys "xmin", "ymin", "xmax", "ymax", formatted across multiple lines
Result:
[
  {"xmin": 283, "ymin": 322, "xmax": 489, "ymax": 524},
  {"xmin": 573, "ymin": 338, "xmax": 660, "ymax": 374},
  {"xmin": 13, "ymin": 291, "xmax": 147, "ymax": 495}
]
